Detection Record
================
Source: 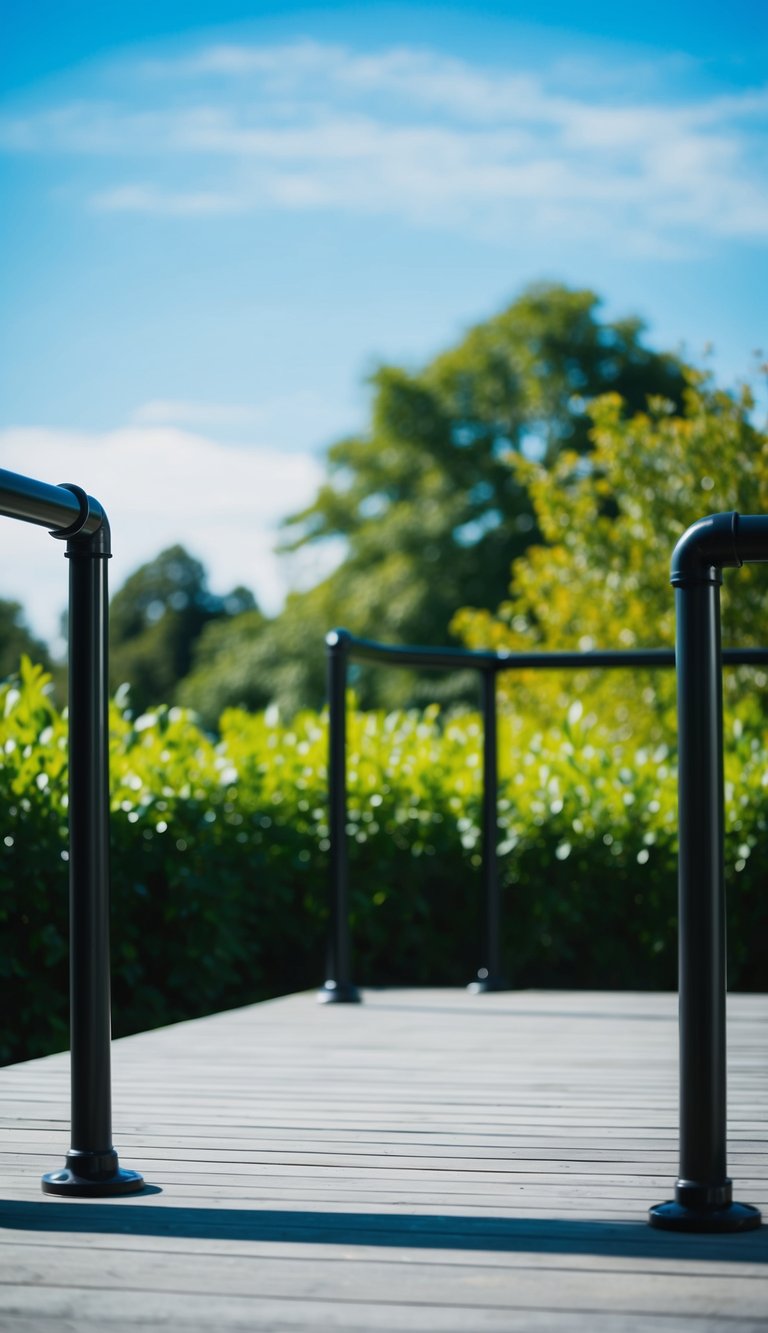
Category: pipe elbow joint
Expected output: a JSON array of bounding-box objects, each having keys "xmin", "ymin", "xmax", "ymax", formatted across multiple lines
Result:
[
  {"xmin": 326, "ymin": 627, "xmax": 352, "ymax": 653},
  {"xmin": 671, "ymin": 512, "xmax": 741, "ymax": 588},
  {"xmin": 50, "ymin": 483, "xmax": 111, "ymax": 556}
]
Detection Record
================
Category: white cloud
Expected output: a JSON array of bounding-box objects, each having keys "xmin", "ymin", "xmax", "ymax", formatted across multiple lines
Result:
[
  {"xmin": 0, "ymin": 425, "xmax": 331, "ymax": 645},
  {"xmin": 91, "ymin": 183, "xmax": 243, "ymax": 215},
  {"xmin": 131, "ymin": 392, "xmax": 354, "ymax": 450},
  {"xmin": 134, "ymin": 400, "xmax": 270, "ymax": 429},
  {"xmin": 1, "ymin": 40, "xmax": 766, "ymax": 252}
]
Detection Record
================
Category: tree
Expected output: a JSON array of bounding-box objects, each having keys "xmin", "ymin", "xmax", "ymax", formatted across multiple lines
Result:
[
  {"xmin": 177, "ymin": 607, "xmax": 268, "ymax": 729},
  {"xmin": 0, "ymin": 600, "xmax": 51, "ymax": 680},
  {"xmin": 109, "ymin": 544, "xmax": 257, "ymax": 713},
  {"xmin": 110, "ymin": 286, "xmax": 695, "ymax": 721},
  {"xmin": 179, "ymin": 584, "xmax": 337, "ymax": 727},
  {"xmin": 271, "ymin": 283, "xmax": 687, "ymax": 708},
  {"xmin": 453, "ymin": 372, "xmax": 768, "ymax": 739}
]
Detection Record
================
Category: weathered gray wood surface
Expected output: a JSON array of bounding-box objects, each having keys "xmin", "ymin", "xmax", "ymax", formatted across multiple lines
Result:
[{"xmin": 0, "ymin": 988, "xmax": 766, "ymax": 1331}]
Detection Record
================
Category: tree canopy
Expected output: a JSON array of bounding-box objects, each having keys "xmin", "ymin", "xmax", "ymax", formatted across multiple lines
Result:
[
  {"xmin": 262, "ymin": 283, "xmax": 688, "ymax": 708},
  {"xmin": 0, "ymin": 600, "xmax": 51, "ymax": 681},
  {"xmin": 4, "ymin": 283, "xmax": 760, "ymax": 734},
  {"xmin": 41, "ymin": 281, "xmax": 739, "ymax": 723},
  {"xmin": 454, "ymin": 372, "xmax": 768, "ymax": 739},
  {"xmin": 109, "ymin": 544, "xmax": 257, "ymax": 714}
]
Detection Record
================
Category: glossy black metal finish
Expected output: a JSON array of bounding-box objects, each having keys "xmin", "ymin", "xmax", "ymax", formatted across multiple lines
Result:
[
  {"xmin": 67, "ymin": 517, "xmax": 114, "ymax": 1157},
  {"xmin": 670, "ymin": 511, "xmax": 741, "ymax": 586},
  {"xmin": 343, "ymin": 631, "xmax": 683, "ymax": 673},
  {"xmin": 649, "ymin": 512, "xmax": 767, "ymax": 1233},
  {"xmin": 678, "ymin": 583, "xmax": 727, "ymax": 1190},
  {"xmin": 0, "ymin": 468, "xmax": 103, "ymax": 534},
  {"xmin": 41, "ymin": 502, "xmax": 144, "ymax": 1195},
  {"xmin": 654, "ymin": 582, "xmax": 734, "ymax": 1228},
  {"xmin": 0, "ymin": 470, "xmax": 143, "ymax": 1198},
  {"xmin": 41, "ymin": 1159, "xmax": 144, "ymax": 1198},
  {"xmin": 468, "ymin": 671, "xmax": 508, "ymax": 993},
  {"xmin": 317, "ymin": 980, "xmax": 362, "ymax": 1005},
  {"xmin": 649, "ymin": 1200, "xmax": 761, "ymax": 1232},
  {"xmin": 319, "ymin": 631, "xmax": 360, "ymax": 1004},
  {"xmin": 334, "ymin": 627, "xmax": 767, "ymax": 675}
]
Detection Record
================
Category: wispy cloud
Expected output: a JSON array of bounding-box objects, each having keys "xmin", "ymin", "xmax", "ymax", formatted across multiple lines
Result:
[
  {"xmin": 1, "ymin": 40, "xmax": 766, "ymax": 253},
  {"xmin": 133, "ymin": 400, "xmax": 271, "ymax": 429},
  {"xmin": 131, "ymin": 392, "xmax": 354, "ymax": 449},
  {"xmin": 0, "ymin": 425, "xmax": 330, "ymax": 641},
  {"xmin": 91, "ymin": 183, "xmax": 242, "ymax": 215}
]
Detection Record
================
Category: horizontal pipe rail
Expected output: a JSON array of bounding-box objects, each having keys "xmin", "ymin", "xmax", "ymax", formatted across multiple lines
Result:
[
  {"xmin": 0, "ymin": 467, "xmax": 105, "ymax": 537},
  {"xmin": 334, "ymin": 630, "xmax": 768, "ymax": 673},
  {"xmin": 323, "ymin": 630, "xmax": 768, "ymax": 1005}
]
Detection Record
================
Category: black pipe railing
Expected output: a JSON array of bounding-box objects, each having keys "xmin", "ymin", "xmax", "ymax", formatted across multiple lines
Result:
[
  {"xmin": 472, "ymin": 668, "xmax": 504, "ymax": 993},
  {"xmin": 320, "ymin": 629, "xmax": 768, "ymax": 1005},
  {"xmin": 650, "ymin": 511, "xmax": 767, "ymax": 1233},
  {"xmin": 319, "ymin": 631, "xmax": 360, "ymax": 1003},
  {"xmin": 0, "ymin": 466, "xmax": 144, "ymax": 1197},
  {"xmin": 321, "ymin": 607, "xmax": 767, "ymax": 1234}
]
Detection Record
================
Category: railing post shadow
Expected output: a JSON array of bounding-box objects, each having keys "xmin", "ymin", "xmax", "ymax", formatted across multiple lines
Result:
[
  {"xmin": 468, "ymin": 668, "xmax": 508, "ymax": 993},
  {"xmin": 317, "ymin": 629, "xmax": 361, "ymax": 1004},
  {"xmin": 650, "ymin": 512, "xmax": 763, "ymax": 1232}
]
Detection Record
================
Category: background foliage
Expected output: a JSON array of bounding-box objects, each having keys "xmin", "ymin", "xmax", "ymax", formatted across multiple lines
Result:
[
  {"xmin": 3, "ymin": 658, "xmax": 766, "ymax": 1065},
  {"xmin": 98, "ymin": 283, "xmax": 689, "ymax": 724},
  {"xmin": 455, "ymin": 374, "xmax": 768, "ymax": 739},
  {"xmin": 3, "ymin": 282, "xmax": 768, "ymax": 1066},
  {"xmin": 109, "ymin": 545, "xmax": 258, "ymax": 716}
]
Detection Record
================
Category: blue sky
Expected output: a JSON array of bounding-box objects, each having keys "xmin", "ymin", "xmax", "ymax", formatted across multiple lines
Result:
[{"xmin": 1, "ymin": 1, "xmax": 766, "ymax": 644}]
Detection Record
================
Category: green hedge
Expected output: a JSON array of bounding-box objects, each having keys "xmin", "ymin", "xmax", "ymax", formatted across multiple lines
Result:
[{"xmin": 2, "ymin": 660, "xmax": 767, "ymax": 1065}]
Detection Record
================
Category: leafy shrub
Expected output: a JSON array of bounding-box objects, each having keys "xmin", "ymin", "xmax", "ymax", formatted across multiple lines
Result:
[{"xmin": 1, "ymin": 659, "xmax": 766, "ymax": 1064}]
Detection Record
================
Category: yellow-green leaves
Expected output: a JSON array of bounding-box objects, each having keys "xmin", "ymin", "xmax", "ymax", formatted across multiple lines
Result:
[
  {"xmin": 2, "ymin": 660, "xmax": 767, "ymax": 1068},
  {"xmin": 455, "ymin": 375, "xmax": 768, "ymax": 741}
]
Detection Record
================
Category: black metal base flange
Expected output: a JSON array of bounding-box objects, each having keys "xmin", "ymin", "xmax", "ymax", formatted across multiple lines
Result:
[
  {"xmin": 42, "ymin": 1149, "xmax": 144, "ymax": 1197},
  {"xmin": 649, "ymin": 1200, "xmax": 761, "ymax": 1233},
  {"xmin": 317, "ymin": 980, "xmax": 362, "ymax": 1004},
  {"xmin": 467, "ymin": 971, "xmax": 509, "ymax": 994},
  {"xmin": 42, "ymin": 1167, "xmax": 145, "ymax": 1197}
]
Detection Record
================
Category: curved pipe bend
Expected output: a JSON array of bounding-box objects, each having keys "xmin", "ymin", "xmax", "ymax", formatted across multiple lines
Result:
[
  {"xmin": 671, "ymin": 512, "xmax": 741, "ymax": 588},
  {"xmin": 50, "ymin": 483, "xmax": 111, "ymax": 556},
  {"xmin": 672, "ymin": 512, "xmax": 768, "ymax": 587},
  {"xmin": 325, "ymin": 627, "xmax": 352, "ymax": 652}
]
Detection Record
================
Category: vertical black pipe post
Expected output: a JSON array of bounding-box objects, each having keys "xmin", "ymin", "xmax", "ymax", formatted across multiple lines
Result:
[
  {"xmin": 42, "ymin": 490, "xmax": 143, "ymax": 1195},
  {"xmin": 318, "ymin": 630, "xmax": 360, "ymax": 1003},
  {"xmin": 468, "ymin": 669, "xmax": 508, "ymax": 992},
  {"xmin": 650, "ymin": 513, "xmax": 759, "ymax": 1231}
]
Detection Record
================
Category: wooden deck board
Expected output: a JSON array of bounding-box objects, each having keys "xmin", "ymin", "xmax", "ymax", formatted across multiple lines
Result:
[{"xmin": 0, "ymin": 988, "xmax": 766, "ymax": 1331}]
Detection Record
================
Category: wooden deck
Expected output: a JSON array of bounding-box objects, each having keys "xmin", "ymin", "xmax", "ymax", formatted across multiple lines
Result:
[{"xmin": 0, "ymin": 988, "xmax": 766, "ymax": 1331}]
